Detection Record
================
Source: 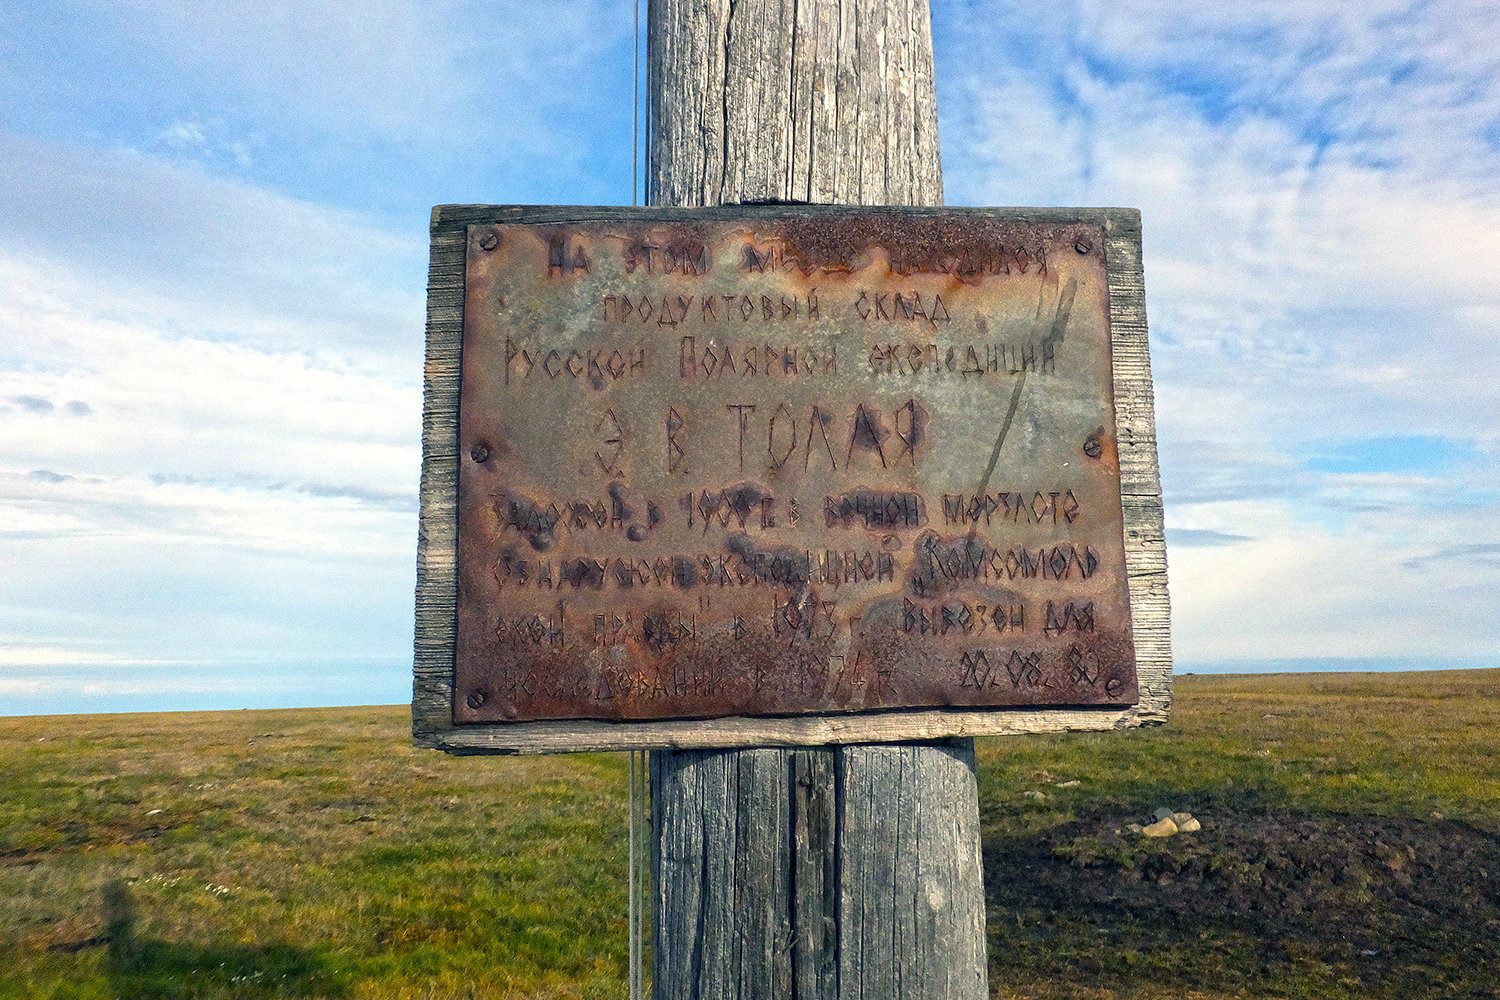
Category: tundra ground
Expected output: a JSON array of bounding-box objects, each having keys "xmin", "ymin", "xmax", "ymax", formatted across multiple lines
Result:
[{"xmin": 2, "ymin": 669, "xmax": 1496, "ymax": 999}]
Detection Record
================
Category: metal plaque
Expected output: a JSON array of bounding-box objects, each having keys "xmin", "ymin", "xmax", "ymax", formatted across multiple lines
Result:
[{"xmin": 453, "ymin": 210, "xmax": 1137, "ymax": 725}]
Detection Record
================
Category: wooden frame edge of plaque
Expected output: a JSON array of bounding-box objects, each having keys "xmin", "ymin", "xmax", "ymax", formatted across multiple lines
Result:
[{"xmin": 412, "ymin": 204, "xmax": 1172, "ymax": 755}]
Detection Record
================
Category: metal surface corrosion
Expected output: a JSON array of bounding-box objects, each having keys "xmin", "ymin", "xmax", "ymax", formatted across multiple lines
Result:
[{"xmin": 453, "ymin": 211, "xmax": 1137, "ymax": 724}]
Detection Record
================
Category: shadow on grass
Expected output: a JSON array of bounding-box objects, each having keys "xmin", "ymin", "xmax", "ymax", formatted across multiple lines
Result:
[{"xmin": 100, "ymin": 881, "xmax": 346, "ymax": 998}]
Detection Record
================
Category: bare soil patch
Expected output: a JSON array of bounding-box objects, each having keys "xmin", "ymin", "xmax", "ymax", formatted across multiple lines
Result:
[{"xmin": 985, "ymin": 806, "xmax": 1500, "ymax": 996}]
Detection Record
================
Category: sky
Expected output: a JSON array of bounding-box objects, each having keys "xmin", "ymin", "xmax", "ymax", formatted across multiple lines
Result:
[{"xmin": 2, "ymin": 0, "xmax": 1497, "ymax": 715}]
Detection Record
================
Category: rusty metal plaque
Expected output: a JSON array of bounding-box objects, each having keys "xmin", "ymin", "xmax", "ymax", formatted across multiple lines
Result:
[{"xmin": 453, "ymin": 211, "xmax": 1137, "ymax": 725}]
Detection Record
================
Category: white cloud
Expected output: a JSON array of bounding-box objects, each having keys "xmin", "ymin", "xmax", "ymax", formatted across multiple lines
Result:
[
  {"xmin": 0, "ymin": 134, "xmax": 426, "ymax": 363},
  {"xmin": 0, "ymin": 645, "xmax": 163, "ymax": 669},
  {"xmin": 64, "ymin": 0, "xmax": 628, "ymax": 153},
  {"xmin": 1, "ymin": 1, "xmax": 1496, "ymax": 689},
  {"xmin": 938, "ymin": 0, "xmax": 1500, "ymax": 661},
  {"xmin": 0, "ymin": 253, "xmax": 418, "ymax": 490},
  {"xmin": 0, "ymin": 249, "xmax": 420, "ymax": 662},
  {"xmin": 156, "ymin": 118, "xmax": 257, "ymax": 172},
  {"xmin": 1171, "ymin": 498, "xmax": 1500, "ymax": 659},
  {"xmin": 0, "ymin": 139, "xmax": 423, "ymax": 668}
]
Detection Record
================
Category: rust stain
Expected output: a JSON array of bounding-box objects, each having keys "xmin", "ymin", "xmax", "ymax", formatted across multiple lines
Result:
[
  {"xmin": 453, "ymin": 211, "xmax": 1136, "ymax": 724},
  {"xmin": 745, "ymin": 215, "xmax": 1097, "ymax": 282}
]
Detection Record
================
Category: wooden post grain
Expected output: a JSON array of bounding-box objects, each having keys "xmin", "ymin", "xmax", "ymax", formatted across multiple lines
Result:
[{"xmin": 646, "ymin": 3, "xmax": 989, "ymax": 997}]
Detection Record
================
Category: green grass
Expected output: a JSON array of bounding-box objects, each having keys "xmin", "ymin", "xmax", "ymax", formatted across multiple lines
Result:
[{"xmin": 1, "ymin": 670, "xmax": 1496, "ymax": 999}]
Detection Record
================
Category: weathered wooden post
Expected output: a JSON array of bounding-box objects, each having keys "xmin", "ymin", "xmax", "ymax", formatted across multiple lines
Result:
[
  {"xmin": 414, "ymin": 3, "xmax": 1171, "ymax": 997},
  {"xmin": 645, "ymin": 3, "xmax": 988, "ymax": 998}
]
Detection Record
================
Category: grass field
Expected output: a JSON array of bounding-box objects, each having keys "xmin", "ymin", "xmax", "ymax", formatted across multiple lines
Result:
[{"xmin": 2, "ymin": 670, "xmax": 1496, "ymax": 999}]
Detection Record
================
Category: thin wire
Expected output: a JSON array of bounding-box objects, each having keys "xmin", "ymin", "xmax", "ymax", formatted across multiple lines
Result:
[
  {"xmin": 643, "ymin": 0, "xmax": 652, "ymax": 207},
  {"xmin": 635, "ymin": 750, "xmax": 647, "ymax": 998},
  {"xmin": 628, "ymin": 751, "xmax": 640, "ymax": 1000},
  {"xmin": 632, "ymin": 0, "xmax": 640, "ymax": 209},
  {"xmin": 628, "ymin": 4, "xmax": 643, "ymax": 995}
]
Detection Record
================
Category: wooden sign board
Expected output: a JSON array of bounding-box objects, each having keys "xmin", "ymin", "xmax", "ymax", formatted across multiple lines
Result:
[{"xmin": 414, "ymin": 206, "xmax": 1170, "ymax": 754}]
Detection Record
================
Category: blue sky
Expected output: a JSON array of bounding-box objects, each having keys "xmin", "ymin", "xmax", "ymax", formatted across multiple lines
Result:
[{"xmin": 2, "ymin": 1, "xmax": 1498, "ymax": 714}]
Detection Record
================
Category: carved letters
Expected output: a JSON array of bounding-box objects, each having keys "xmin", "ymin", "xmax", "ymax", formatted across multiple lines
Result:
[{"xmin": 455, "ymin": 215, "xmax": 1135, "ymax": 722}]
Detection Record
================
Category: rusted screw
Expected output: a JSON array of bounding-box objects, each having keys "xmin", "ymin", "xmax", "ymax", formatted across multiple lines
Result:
[
  {"xmin": 479, "ymin": 232, "xmax": 499, "ymax": 252},
  {"xmin": 1083, "ymin": 436, "xmax": 1102, "ymax": 459},
  {"xmin": 466, "ymin": 691, "xmax": 487, "ymax": 709},
  {"xmin": 1074, "ymin": 238, "xmax": 1092, "ymax": 255},
  {"xmin": 470, "ymin": 442, "xmax": 491, "ymax": 463}
]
